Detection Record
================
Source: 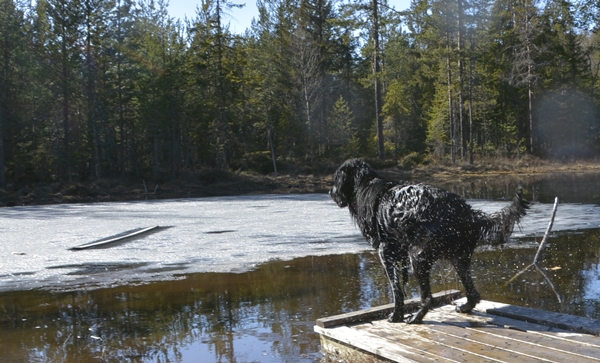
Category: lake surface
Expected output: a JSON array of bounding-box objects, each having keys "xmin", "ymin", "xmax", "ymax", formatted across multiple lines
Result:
[{"xmin": 1, "ymin": 172, "xmax": 600, "ymax": 362}]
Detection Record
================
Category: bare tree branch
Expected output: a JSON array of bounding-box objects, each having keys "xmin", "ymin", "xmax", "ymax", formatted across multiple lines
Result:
[{"xmin": 505, "ymin": 197, "xmax": 561, "ymax": 303}]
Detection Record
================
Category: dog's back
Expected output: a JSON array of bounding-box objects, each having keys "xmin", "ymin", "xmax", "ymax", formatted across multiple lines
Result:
[{"xmin": 376, "ymin": 184, "xmax": 493, "ymax": 256}]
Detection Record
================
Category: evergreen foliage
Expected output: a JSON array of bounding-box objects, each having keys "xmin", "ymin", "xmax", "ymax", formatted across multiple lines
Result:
[{"xmin": 0, "ymin": 0, "xmax": 598, "ymax": 185}]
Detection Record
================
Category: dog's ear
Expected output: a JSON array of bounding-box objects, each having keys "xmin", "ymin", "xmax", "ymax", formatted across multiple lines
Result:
[
  {"xmin": 344, "ymin": 159, "xmax": 377, "ymax": 189},
  {"xmin": 332, "ymin": 160, "xmax": 363, "ymax": 207},
  {"xmin": 353, "ymin": 159, "xmax": 375, "ymax": 183}
]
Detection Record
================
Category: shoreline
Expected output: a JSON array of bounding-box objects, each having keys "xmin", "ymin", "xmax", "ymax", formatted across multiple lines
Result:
[{"xmin": 3, "ymin": 158, "xmax": 600, "ymax": 207}]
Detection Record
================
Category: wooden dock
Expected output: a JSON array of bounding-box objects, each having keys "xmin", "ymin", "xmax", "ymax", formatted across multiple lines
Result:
[{"xmin": 315, "ymin": 290, "xmax": 600, "ymax": 363}]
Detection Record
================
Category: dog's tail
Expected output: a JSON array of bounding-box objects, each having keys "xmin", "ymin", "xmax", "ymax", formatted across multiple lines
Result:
[{"xmin": 481, "ymin": 188, "xmax": 530, "ymax": 245}]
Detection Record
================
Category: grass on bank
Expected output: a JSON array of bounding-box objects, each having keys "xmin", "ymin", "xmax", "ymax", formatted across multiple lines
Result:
[{"xmin": 2, "ymin": 155, "xmax": 600, "ymax": 206}]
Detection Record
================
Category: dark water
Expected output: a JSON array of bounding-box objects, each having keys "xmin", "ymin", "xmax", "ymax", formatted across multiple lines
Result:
[
  {"xmin": 434, "ymin": 171, "xmax": 600, "ymax": 204},
  {"xmin": 0, "ymin": 254, "xmax": 389, "ymax": 363},
  {"xmin": 1, "ymin": 172, "xmax": 600, "ymax": 362}
]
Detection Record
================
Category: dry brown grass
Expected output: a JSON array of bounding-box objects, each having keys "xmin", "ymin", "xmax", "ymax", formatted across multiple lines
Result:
[
  {"xmin": 3, "ymin": 156, "xmax": 600, "ymax": 207},
  {"xmin": 407, "ymin": 156, "xmax": 600, "ymax": 179}
]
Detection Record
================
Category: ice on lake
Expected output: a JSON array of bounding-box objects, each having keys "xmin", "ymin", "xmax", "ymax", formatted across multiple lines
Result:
[{"xmin": 1, "ymin": 194, "xmax": 598, "ymax": 292}]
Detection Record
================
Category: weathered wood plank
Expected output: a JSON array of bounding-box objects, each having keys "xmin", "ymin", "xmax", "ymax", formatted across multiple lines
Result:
[
  {"xmin": 424, "ymin": 319, "xmax": 600, "ymax": 362},
  {"xmin": 486, "ymin": 304, "xmax": 600, "ymax": 336},
  {"xmin": 370, "ymin": 320, "xmax": 552, "ymax": 363},
  {"xmin": 358, "ymin": 322, "xmax": 509, "ymax": 363},
  {"xmin": 315, "ymin": 298, "xmax": 600, "ymax": 363},
  {"xmin": 451, "ymin": 300, "xmax": 600, "ymax": 347},
  {"xmin": 473, "ymin": 299, "xmax": 600, "ymax": 337},
  {"xmin": 315, "ymin": 325, "xmax": 435, "ymax": 363},
  {"xmin": 319, "ymin": 333, "xmax": 396, "ymax": 363},
  {"xmin": 316, "ymin": 290, "xmax": 461, "ymax": 328},
  {"xmin": 451, "ymin": 321, "xmax": 600, "ymax": 361},
  {"xmin": 430, "ymin": 306, "xmax": 600, "ymax": 357},
  {"xmin": 428, "ymin": 305, "xmax": 600, "ymax": 358}
]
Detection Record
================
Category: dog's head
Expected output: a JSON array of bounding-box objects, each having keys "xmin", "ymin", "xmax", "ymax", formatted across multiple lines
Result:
[{"xmin": 330, "ymin": 159, "xmax": 375, "ymax": 208}]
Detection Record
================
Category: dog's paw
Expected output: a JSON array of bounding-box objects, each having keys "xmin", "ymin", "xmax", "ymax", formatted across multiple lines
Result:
[
  {"xmin": 455, "ymin": 303, "xmax": 475, "ymax": 314},
  {"xmin": 405, "ymin": 314, "xmax": 423, "ymax": 324}
]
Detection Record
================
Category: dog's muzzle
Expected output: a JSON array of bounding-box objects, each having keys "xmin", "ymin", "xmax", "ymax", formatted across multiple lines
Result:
[{"xmin": 329, "ymin": 186, "xmax": 347, "ymax": 207}]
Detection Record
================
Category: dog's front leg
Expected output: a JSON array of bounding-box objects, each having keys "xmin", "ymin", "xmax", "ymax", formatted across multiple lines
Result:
[{"xmin": 378, "ymin": 245, "xmax": 405, "ymax": 323}]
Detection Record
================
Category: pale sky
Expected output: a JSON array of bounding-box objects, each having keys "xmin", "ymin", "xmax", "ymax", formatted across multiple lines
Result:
[{"xmin": 167, "ymin": 0, "xmax": 412, "ymax": 33}]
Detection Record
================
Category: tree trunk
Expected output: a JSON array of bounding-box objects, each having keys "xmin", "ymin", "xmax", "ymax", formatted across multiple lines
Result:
[
  {"xmin": 373, "ymin": 0, "xmax": 384, "ymax": 160},
  {"xmin": 304, "ymin": 82, "xmax": 313, "ymax": 161},
  {"xmin": 526, "ymin": 10, "xmax": 534, "ymax": 154},
  {"xmin": 457, "ymin": 0, "xmax": 465, "ymax": 159},
  {"xmin": 0, "ymin": 103, "xmax": 5, "ymax": 188},
  {"xmin": 0, "ymin": 9, "xmax": 8, "ymax": 188},
  {"xmin": 265, "ymin": 101, "xmax": 277, "ymax": 176},
  {"xmin": 447, "ymin": 37, "xmax": 455, "ymax": 163},
  {"xmin": 85, "ymin": 1, "xmax": 99, "ymax": 178},
  {"xmin": 215, "ymin": 0, "xmax": 229, "ymax": 170},
  {"xmin": 61, "ymin": 18, "xmax": 71, "ymax": 182},
  {"xmin": 468, "ymin": 33, "xmax": 474, "ymax": 164},
  {"xmin": 117, "ymin": 0, "xmax": 125, "ymax": 176}
]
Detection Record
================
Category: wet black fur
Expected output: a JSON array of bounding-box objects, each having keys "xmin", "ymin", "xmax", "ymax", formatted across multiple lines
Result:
[{"xmin": 330, "ymin": 159, "xmax": 529, "ymax": 324}]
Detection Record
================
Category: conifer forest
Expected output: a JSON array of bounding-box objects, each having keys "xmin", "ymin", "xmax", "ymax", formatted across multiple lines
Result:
[{"xmin": 0, "ymin": 0, "xmax": 599, "ymax": 187}]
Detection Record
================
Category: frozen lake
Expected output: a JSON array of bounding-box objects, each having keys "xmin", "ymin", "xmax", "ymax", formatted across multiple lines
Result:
[{"xmin": 1, "ymin": 194, "xmax": 599, "ymax": 292}]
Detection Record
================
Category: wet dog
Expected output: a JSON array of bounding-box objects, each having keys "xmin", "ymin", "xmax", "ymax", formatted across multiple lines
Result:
[{"xmin": 330, "ymin": 159, "xmax": 529, "ymax": 323}]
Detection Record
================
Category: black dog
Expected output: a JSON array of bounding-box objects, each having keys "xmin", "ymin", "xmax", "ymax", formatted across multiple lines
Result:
[{"xmin": 330, "ymin": 159, "xmax": 529, "ymax": 324}]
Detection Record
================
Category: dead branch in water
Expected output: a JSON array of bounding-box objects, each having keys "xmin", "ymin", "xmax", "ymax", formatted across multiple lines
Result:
[
  {"xmin": 143, "ymin": 180, "xmax": 158, "ymax": 199},
  {"xmin": 505, "ymin": 197, "xmax": 562, "ymax": 303}
]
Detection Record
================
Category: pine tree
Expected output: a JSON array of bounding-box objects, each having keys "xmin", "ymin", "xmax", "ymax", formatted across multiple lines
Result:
[
  {"xmin": 0, "ymin": 0, "xmax": 25, "ymax": 187},
  {"xmin": 329, "ymin": 95, "xmax": 358, "ymax": 157}
]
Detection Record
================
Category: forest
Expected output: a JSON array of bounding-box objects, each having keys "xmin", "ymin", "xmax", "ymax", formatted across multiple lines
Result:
[{"xmin": 0, "ymin": 0, "xmax": 599, "ymax": 188}]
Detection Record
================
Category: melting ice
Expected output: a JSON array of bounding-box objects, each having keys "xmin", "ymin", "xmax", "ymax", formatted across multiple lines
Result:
[{"xmin": 0, "ymin": 194, "xmax": 598, "ymax": 291}]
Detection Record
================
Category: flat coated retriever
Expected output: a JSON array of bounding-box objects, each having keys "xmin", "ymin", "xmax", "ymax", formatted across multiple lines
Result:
[{"xmin": 330, "ymin": 159, "xmax": 529, "ymax": 324}]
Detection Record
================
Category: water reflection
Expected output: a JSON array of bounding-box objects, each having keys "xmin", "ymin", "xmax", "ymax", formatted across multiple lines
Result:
[
  {"xmin": 432, "ymin": 172, "xmax": 600, "ymax": 204},
  {"xmin": 1, "ymin": 227, "xmax": 599, "ymax": 362},
  {"xmin": 0, "ymin": 254, "xmax": 388, "ymax": 362}
]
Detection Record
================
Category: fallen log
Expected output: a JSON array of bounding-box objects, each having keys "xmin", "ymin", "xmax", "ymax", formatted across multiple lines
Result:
[{"xmin": 70, "ymin": 225, "xmax": 169, "ymax": 250}]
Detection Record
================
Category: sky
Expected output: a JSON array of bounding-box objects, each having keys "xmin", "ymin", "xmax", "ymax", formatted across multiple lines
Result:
[{"xmin": 167, "ymin": 0, "xmax": 413, "ymax": 33}]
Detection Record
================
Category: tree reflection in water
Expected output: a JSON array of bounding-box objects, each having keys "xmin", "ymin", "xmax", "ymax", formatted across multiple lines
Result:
[
  {"xmin": 1, "ymin": 227, "xmax": 599, "ymax": 362},
  {"xmin": 0, "ymin": 253, "xmax": 389, "ymax": 362}
]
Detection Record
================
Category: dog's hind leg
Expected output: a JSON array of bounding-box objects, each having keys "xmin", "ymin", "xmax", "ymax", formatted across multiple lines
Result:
[
  {"xmin": 378, "ymin": 246, "xmax": 405, "ymax": 323},
  {"xmin": 406, "ymin": 251, "xmax": 434, "ymax": 324},
  {"xmin": 452, "ymin": 256, "xmax": 481, "ymax": 313},
  {"xmin": 401, "ymin": 252, "xmax": 409, "ymax": 286}
]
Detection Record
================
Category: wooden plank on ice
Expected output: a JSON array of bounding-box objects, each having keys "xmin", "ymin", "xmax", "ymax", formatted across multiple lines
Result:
[
  {"xmin": 316, "ymin": 289, "xmax": 461, "ymax": 328},
  {"xmin": 70, "ymin": 226, "xmax": 166, "ymax": 250}
]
